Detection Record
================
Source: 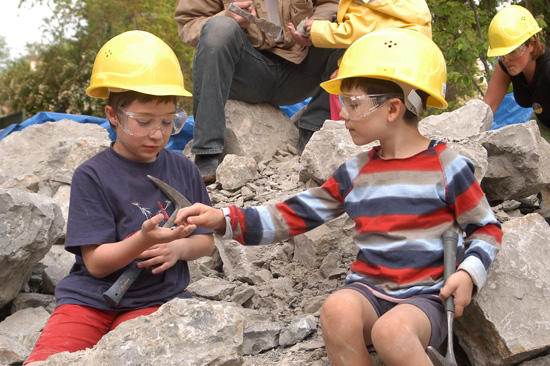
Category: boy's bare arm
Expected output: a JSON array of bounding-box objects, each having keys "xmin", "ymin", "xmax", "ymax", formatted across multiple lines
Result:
[
  {"xmin": 137, "ymin": 233, "xmax": 215, "ymax": 274},
  {"xmin": 175, "ymin": 203, "xmax": 226, "ymax": 233},
  {"xmin": 439, "ymin": 269, "xmax": 475, "ymax": 317},
  {"xmin": 81, "ymin": 213, "xmax": 196, "ymax": 278}
]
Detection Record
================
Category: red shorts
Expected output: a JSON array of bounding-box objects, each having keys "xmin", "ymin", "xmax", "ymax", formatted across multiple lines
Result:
[{"xmin": 25, "ymin": 304, "xmax": 160, "ymax": 364}]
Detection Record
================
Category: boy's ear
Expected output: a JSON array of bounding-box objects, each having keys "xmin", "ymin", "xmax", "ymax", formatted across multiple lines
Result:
[
  {"xmin": 386, "ymin": 98, "xmax": 406, "ymax": 123},
  {"xmin": 105, "ymin": 105, "xmax": 119, "ymax": 127}
]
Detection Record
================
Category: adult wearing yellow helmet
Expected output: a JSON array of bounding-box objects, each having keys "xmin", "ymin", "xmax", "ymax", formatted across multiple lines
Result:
[
  {"xmin": 24, "ymin": 30, "xmax": 215, "ymax": 365},
  {"xmin": 484, "ymin": 5, "xmax": 549, "ymax": 132}
]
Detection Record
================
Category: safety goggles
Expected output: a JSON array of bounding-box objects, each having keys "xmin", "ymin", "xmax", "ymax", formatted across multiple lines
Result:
[
  {"xmin": 118, "ymin": 109, "xmax": 188, "ymax": 137},
  {"xmin": 338, "ymin": 94, "xmax": 402, "ymax": 120},
  {"xmin": 498, "ymin": 43, "xmax": 528, "ymax": 62}
]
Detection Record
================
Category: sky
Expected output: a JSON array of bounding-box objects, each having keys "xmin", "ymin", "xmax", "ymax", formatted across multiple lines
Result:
[{"xmin": 0, "ymin": 1, "xmax": 54, "ymax": 59}]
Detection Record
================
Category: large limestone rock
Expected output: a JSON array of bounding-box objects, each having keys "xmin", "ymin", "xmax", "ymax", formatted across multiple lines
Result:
[
  {"xmin": 419, "ymin": 99, "xmax": 493, "ymax": 139},
  {"xmin": 43, "ymin": 299, "xmax": 245, "ymax": 366},
  {"xmin": 0, "ymin": 120, "xmax": 111, "ymax": 197},
  {"xmin": 299, "ymin": 120, "xmax": 375, "ymax": 184},
  {"xmin": 0, "ymin": 188, "xmax": 64, "ymax": 307},
  {"xmin": 455, "ymin": 213, "xmax": 550, "ymax": 366},
  {"xmin": 0, "ymin": 307, "xmax": 50, "ymax": 365},
  {"xmin": 224, "ymin": 99, "xmax": 299, "ymax": 162},
  {"xmin": 477, "ymin": 121, "xmax": 550, "ymax": 201}
]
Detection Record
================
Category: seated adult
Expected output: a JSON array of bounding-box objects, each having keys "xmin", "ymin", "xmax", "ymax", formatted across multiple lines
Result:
[
  {"xmin": 483, "ymin": 5, "xmax": 549, "ymax": 137},
  {"xmin": 175, "ymin": 0, "xmax": 342, "ymax": 183}
]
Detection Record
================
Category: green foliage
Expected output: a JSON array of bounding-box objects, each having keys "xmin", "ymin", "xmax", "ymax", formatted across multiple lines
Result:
[
  {"xmin": 0, "ymin": 0, "xmax": 195, "ymax": 117},
  {"xmin": 429, "ymin": 0, "xmax": 495, "ymax": 113}
]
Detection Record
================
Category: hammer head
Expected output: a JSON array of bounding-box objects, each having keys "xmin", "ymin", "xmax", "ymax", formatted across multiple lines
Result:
[
  {"xmin": 147, "ymin": 175, "xmax": 192, "ymax": 228},
  {"xmin": 427, "ymin": 346, "xmax": 457, "ymax": 366}
]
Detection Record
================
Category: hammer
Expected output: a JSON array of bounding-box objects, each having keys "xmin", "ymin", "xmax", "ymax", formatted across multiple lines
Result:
[
  {"xmin": 427, "ymin": 230, "xmax": 459, "ymax": 366},
  {"xmin": 102, "ymin": 175, "xmax": 192, "ymax": 307}
]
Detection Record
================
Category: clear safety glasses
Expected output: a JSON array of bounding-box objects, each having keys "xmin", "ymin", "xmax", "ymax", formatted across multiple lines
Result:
[
  {"xmin": 338, "ymin": 94, "xmax": 402, "ymax": 120},
  {"xmin": 118, "ymin": 109, "xmax": 188, "ymax": 137},
  {"xmin": 498, "ymin": 43, "xmax": 528, "ymax": 62}
]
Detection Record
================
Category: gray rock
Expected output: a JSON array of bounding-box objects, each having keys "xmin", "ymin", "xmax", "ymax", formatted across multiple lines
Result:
[
  {"xmin": 217, "ymin": 154, "xmax": 258, "ymax": 191},
  {"xmin": 0, "ymin": 188, "xmax": 64, "ymax": 307},
  {"xmin": 455, "ymin": 213, "xmax": 550, "ymax": 366},
  {"xmin": 43, "ymin": 299, "xmax": 245, "ymax": 366}
]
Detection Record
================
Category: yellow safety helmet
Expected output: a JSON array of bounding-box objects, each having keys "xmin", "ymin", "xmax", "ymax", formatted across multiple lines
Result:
[
  {"xmin": 321, "ymin": 28, "xmax": 447, "ymax": 112},
  {"xmin": 86, "ymin": 30, "xmax": 191, "ymax": 98},
  {"xmin": 487, "ymin": 5, "xmax": 542, "ymax": 57}
]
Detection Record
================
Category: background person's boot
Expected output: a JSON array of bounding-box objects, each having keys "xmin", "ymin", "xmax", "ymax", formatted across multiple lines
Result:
[
  {"xmin": 194, "ymin": 154, "xmax": 220, "ymax": 184},
  {"xmin": 298, "ymin": 128, "xmax": 314, "ymax": 154}
]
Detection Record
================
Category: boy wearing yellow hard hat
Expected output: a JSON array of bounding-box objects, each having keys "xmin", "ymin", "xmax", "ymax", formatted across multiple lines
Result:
[
  {"xmin": 24, "ymin": 31, "xmax": 214, "ymax": 365},
  {"xmin": 175, "ymin": 28, "xmax": 502, "ymax": 365},
  {"xmin": 484, "ymin": 5, "xmax": 549, "ymax": 131}
]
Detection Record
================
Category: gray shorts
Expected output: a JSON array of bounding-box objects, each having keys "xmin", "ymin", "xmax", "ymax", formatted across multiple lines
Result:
[{"xmin": 344, "ymin": 283, "xmax": 447, "ymax": 348}]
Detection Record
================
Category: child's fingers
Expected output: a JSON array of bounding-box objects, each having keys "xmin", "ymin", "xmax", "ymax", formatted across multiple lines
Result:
[{"xmin": 141, "ymin": 213, "xmax": 164, "ymax": 232}]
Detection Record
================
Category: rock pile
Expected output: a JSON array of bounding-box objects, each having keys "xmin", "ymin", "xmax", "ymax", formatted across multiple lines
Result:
[{"xmin": 1, "ymin": 99, "xmax": 549, "ymax": 365}]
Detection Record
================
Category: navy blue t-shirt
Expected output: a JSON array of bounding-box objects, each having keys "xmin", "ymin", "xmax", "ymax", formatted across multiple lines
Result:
[
  {"xmin": 500, "ymin": 48, "xmax": 550, "ymax": 127},
  {"xmin": 55, "ymin": 146, "xmax": 212, "ymax": 311}
]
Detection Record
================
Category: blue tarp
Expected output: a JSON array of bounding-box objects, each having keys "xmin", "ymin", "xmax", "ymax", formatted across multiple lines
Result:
[
  {"xmin": 0, "ymin": 111, "xmax": 196, "ymax": 151},
  {"xmin": 0, "ymin": 100, "xmax": 309, "ymax": 149},
  {"xmin": 490, "ymin": 92, "xmax": 533, "ymax": 130}
]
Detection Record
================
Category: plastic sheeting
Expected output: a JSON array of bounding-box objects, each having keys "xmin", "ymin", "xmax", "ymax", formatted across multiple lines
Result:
[{"xmin": 490, "ymin": 92, "xmax": 534, "ymax": 130}]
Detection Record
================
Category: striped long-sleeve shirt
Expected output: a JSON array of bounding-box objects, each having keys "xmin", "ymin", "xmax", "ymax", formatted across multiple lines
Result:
[{"xmin": 224, "ymin": 141, "xmax": 502, "ymax": 299}]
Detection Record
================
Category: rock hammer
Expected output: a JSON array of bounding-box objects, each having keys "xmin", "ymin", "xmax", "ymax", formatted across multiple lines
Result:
[
  {"xmin": 102, "ymin": 175, "xmax": 192, "ymax": 307},
  {"xmin": 427, "ymin": 230, "xmax": 459, "ymax": 366}
]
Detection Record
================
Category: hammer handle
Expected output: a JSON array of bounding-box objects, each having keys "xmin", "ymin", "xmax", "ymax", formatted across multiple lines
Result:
[
  {"xmin": 102, "ymin": 260, "xmax": 143, "ymax": 307},
  {"xmin": 442, "ymin": 230, "xmax": 459, "ymax": 313}
]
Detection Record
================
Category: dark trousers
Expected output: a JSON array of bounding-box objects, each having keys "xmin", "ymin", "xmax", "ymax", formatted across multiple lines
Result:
[{"xmin": 191, "ymin": 16, "xmax": 344, "ymax": 155}]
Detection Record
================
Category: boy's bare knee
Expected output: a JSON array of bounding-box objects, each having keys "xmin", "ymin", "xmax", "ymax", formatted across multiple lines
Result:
[{"xmin": 320, "ymin": 290, "xmax": 367, "ymax": 336}]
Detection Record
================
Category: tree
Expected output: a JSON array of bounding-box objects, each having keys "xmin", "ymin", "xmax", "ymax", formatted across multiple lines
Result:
[
  {"xmin": 429, "ymin": 0, "xmax": 495, "ymax": 112},
  {"xmin": 0, "ymin": 0, "xmax": 195, "ymax": 117},
  {"xmin": 0, "ymin": 36, "xmax": 8, "ymax": 72}
]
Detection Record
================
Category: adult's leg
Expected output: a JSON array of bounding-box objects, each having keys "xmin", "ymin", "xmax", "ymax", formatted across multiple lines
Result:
[
  {"xmin": 24, "ymin": 305, "xmax": 114, "ymax": 364},
  {"xmin": 192, "ymin": 16, "xmax": 282, "ymax": 181},
  {"xmin": 320, "ymin": 289, "xmax": 379, "ymax": 366},
  {"xmin": 192, "ymin": 16, "xmax": 279, "ymax": 156},
  {"xmin": 371, "ymin": 304, "xmax": 433, "ymax": 366}
]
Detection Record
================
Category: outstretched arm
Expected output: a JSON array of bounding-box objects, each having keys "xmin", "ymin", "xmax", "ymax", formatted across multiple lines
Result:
[{"xmin": 483, "ymin": 62, "xmax": 511, "ymax": 114}]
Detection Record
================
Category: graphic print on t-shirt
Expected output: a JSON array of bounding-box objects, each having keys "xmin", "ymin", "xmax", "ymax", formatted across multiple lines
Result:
[{"xmin": 131, "ymin": 200, "xmax": 173, "ymax": 225}]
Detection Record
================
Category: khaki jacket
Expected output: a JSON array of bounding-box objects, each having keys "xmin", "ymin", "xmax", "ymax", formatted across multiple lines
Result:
[
  {"xmin": 310, "ymin": 0, "xmax": 432, "ymax": 49},
  {"xmin": 175, "ymin": 0, "xmax": 338, "ymax": 64}
]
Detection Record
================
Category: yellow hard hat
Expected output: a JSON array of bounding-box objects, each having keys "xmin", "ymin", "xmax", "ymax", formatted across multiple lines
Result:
[
  {"xmin": 321, "ymin": 28, "xmax": 447, "ymax": 110},
  {"xmin": 487, "ymin": 5, "xmax": 542, "ymax": 57},
  {"xmin": 86, "ymin": 30, "xmax": 191, "ymax": 98}
]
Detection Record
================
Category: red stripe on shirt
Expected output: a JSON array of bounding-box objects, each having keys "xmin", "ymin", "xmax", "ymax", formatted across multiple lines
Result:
[
  {"xmin": 230, "ymin": 206, "xmax": 245, "ymax": 243},
  {"xmin": 361, "ymin": 152, "xmax": 441, "ymax": 174},
  {"xmin": 276, "ymin": 202, "xmax": 307, "ymax": 236},
  {"xmin": 350, "ymin": 260, "xmax": 444, "ymax": 285},
  {"xmin": 453, "ymin": 183, "xmax": 484, "ymax": 217},
  {"xmin": 474, "ymin": 223, "xmax": 503, "ymax": 244},
  {"xmin": 322, "ymin": 176, "xmax": 344, "ymax": 203},
  {"xmin": 355, "ymin": 207, "xmax": 454, "ymax": 233}
]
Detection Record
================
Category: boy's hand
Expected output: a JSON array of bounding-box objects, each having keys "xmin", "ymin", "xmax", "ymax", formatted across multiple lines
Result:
[
  {"xmin": 137, "ymin": 242, "xmax": 182, "ymax": 274},
  {"xmin": 141, "ymin": 213, "xmax": 196, "ymax": 244},
  {"xmin": 175, "ymin": 203, "xmax": 226, "ymax": 233},
  {"xmin": 224, "ymin": 1, "xmax": 255, "ymax": 29},
  {"xmin": 439, "ymin": 269, "xmax": 474, "ymax": 317},
  {"xmin": 288, "ymin": 20, "xmax": 313, "ymax": 47}
]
